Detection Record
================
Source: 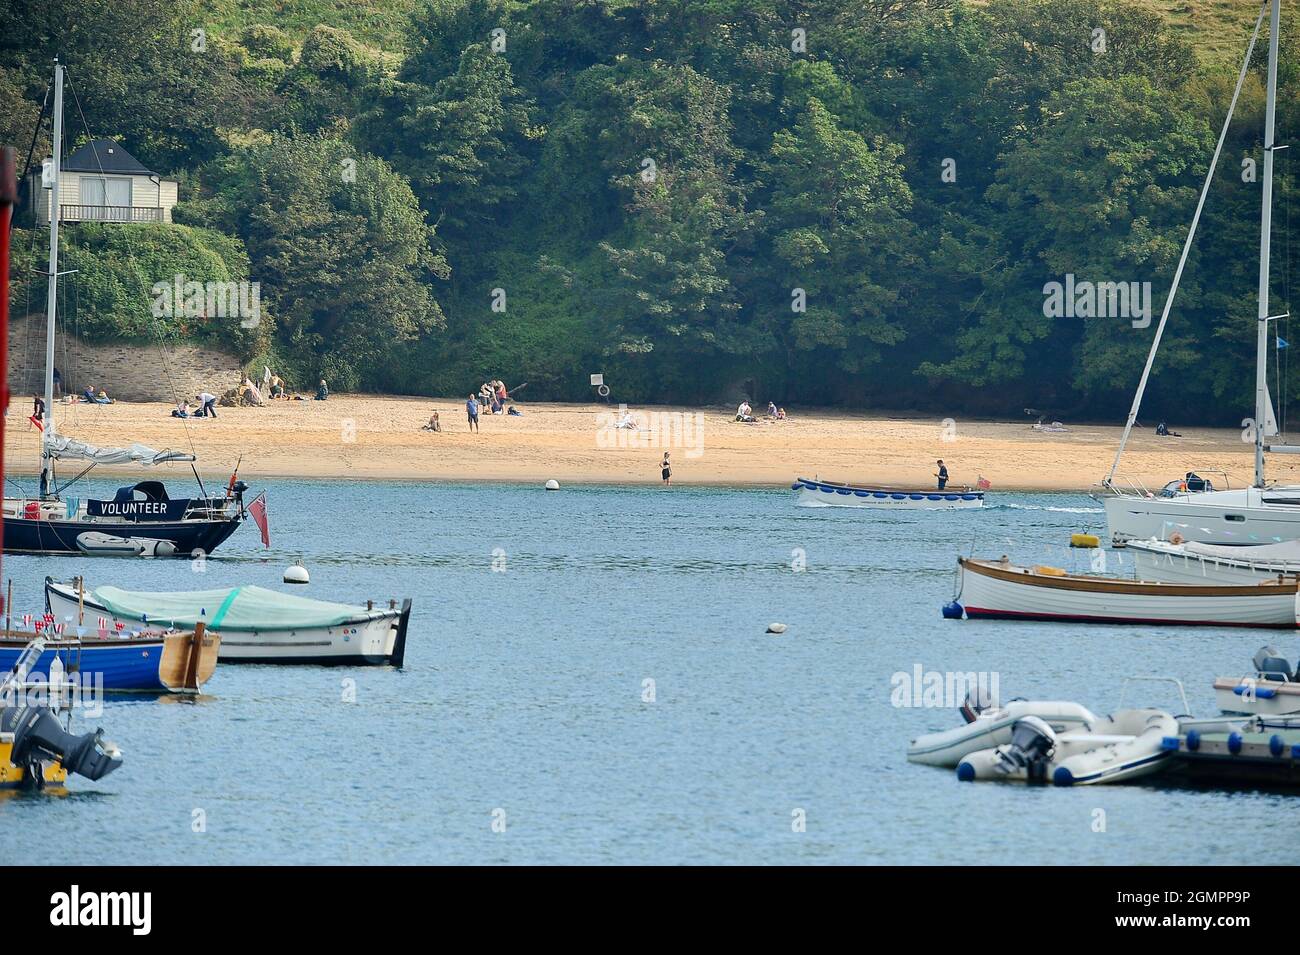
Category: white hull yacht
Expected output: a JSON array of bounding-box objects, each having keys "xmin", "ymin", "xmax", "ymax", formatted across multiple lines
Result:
[{"xmin": 1099, "ymin": 0, "xmax": 1300, "ymax": 546}]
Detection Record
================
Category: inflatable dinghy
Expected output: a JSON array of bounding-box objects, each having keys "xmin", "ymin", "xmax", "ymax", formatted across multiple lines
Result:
[
  {"xmin": 907, "ymin": 697, "xmax": 1098, "ymax": 767},
  {"xmin": 75, "ymin": 533, "xmax": 177, "ymax": 558},
  {"xmin": 955, "ymin": 708, "xmax": 1178, "ymax": 786}
]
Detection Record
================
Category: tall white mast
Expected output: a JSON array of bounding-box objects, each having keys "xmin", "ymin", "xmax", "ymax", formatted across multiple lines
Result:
[
  {"xmin": 40, "ymin": 62, "xmax": 63, "ymax": 498},
  {"xmin": 1107, "ymin": 1, "xmax": 1269, "ymax": 484},
  {"xmin": 1255, "ymin": 0, "xmax": 1281, "ymax": 488}
]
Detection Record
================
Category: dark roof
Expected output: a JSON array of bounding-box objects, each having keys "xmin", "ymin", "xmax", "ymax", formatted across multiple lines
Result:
[{"xmin": 61, "ymin": 139, "xmax": 155, "ymax": 176}]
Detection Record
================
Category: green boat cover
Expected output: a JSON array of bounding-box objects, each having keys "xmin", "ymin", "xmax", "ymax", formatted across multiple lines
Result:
[{"xmin": 90, "ymin": 584, "xmax": 375, "ymax": 632}]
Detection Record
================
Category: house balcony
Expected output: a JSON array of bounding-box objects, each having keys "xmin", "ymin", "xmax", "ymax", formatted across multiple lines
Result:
[{"xmin": 55, "ymin": 204, "xmax": 165, "ymax": 224}]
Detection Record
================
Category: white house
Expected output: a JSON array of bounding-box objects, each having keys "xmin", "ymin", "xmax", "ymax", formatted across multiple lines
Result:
[{"xmin": 34, "ymin": 138, "xmax": 179, "ymax": 224}]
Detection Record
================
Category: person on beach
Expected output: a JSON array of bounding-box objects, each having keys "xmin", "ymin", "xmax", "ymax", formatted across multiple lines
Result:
[
  {"xmin": 935, "ymin": 460, "xmax": 948, "ymax": 490},
  {"xmin": 315, "ymin": 379, "xmax": 329, "ymax": 401},
  {"xmin": 270, "ymin": 373, "xmax": 286, "ymax": 399},
  {"xmin": 172, "ymin": 400, "xmax": 190, "ymax": 418},
  {"xmin": 736, "ymin": 400, "xmax": 755, "ymax": 422},
  {"xmin": 467, "ymin": 394, "xmax": 480, "ymax": 432},
  {"xmin": 660, "ymin": 452, "xmax": 671, "ymax": 486},
  {"xmin": 196, "ymin": 392, "xmax": 218, "ymax": 417},
  {"xmin": 241, "ymin": 375, "xmax": 265, "ymax": 406},
  {"xmin": 423, "ymin": 411, "xmax": 441, "ymax": 432},
  {"xmin": 32, "ymin": 394, "xmax": 44, "ymax": 423}
]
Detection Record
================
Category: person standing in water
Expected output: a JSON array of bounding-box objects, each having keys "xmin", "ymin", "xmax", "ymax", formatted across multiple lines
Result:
[
  {"xmin": 935, "ymin": 459, "xmax": 948, "ymax": 490},
  {"xmin": 660, "ymin": 452, "xmax": 672, "ymax": 486}
]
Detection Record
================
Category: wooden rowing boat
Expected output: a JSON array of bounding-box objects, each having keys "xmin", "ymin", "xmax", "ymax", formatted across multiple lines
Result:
[{"xmin": 953, "ymin": 556, "xmax": 1300, "ymax": 627}]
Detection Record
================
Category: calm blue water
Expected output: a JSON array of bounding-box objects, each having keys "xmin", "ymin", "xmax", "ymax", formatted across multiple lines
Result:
[{"xmin": 0, "ymin": 479, "xmax": 1290, "ymax": 864}]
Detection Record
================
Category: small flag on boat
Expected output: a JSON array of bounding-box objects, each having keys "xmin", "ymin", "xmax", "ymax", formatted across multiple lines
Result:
[
  {"xmin": 977, "ymin": 476, "xmax": 992, "ymax": 490},
  {"xmin": 114, "ymin": 621, "xmax": 124, "ymax": 631},
  {"xmin": 54, "ymin": 622, "xmax": 64, "ymax": 635},
  {"xmin": 21, "ymin": 613, "xmax": 32, "ymax": 628},
  {"xmin": 249, "ymin": 492, "xmax": 270, "ymax": 548}
]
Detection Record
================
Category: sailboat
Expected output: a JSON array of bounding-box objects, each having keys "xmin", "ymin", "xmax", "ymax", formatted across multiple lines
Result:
[
  {"xmin": 3, "ymin": 63, "xmax": 253, "ymax": 557},
  {"xmin": 1101, "ymin": 0, "xmax": 1300, "ymax": 547}
]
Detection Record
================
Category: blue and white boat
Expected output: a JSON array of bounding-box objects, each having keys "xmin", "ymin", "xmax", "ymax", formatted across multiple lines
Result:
[
  {"xmin": 791, "ymin": 477, "xmax": 985, "ymax": 509},
  {"xmin": 0, "ymin": 627, "xmax": 218, "ymax": 693}
]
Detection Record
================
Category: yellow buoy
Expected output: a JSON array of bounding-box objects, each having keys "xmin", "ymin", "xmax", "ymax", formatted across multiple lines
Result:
[{"xmin": 1070, "ymin": 533, "xmax": 1101, "ymax": 549}]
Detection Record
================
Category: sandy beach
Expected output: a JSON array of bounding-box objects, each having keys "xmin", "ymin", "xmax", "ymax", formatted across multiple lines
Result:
[{"xmin": 3, "ymin": 395, "xmax": 1282, "ymax": 491}]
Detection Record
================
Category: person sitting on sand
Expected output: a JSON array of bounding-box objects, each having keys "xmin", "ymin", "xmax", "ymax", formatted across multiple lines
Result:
[
  {"xmin": 315, "ymin": 379, "xmax": 328, "ymax": 401},
  {"xmin": 736, "ymin": 401, "xmax": 755, "ymax": 423},
  {"xmin": 241, "ymin": 375, "xmax": 266, "ymax": 406},
  {"xmin": 767, "ymin": 401, "xmax": 778, "ymax": 418},
  {"xmin": 777, "ymin": 407, "xmax": 787, "ymax": 420},
  {"xmin": 93, "ymin": 387, "xmax": 113, "ymax": 405},
  {"xmin": 171, "ymin": 400, "xmax": 190, "ymax": 418},
  {"xmin": 616, "ymin": 408, "xmax": 638, "ymax": 429},
  {"xmin": 507, "ymin": 405, "xmax": 522, "ymax": 417},
  {"xmin": 1155, "ymin": 421, "xmax": 1182, "ymax": 438},
  {"xmin": 83, "ymin": 385, "xmax": 94, "ymax": 403},
  {"xmin": 422, "ymin": 411, "xmax": 441, "ymax": 432}
]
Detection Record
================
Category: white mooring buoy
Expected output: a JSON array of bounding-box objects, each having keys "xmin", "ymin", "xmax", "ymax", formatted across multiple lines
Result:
[
  {"xmin": 545, "ymin": 479, "xmax": 560, "ymax": 491},
  {"xmin": 767, "ymin": 622, "xmax": 788, "ymax": 634},
  {"xmin": 284, "ymin": 561, "xmax": 310, "ymax": 585}
]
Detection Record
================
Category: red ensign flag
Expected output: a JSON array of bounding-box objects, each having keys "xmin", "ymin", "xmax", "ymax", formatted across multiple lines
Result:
[{"xmin": 249, "ymin": 494, "xmax": 270, "ymax": 548}]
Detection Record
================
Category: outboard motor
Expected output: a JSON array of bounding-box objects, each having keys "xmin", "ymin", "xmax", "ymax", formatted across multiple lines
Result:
[
  {"xmin": 1, "ymin": 706, "xmax": 123, "ymax": 787},
  {"xmin": 1253, "ymin": 646, "xmax": 1294, "ymax": 683},
  {"xmin": 996, "ymin": 716, "xmax": 1057, "ymax": 782},
  {"xmin": 960, "ymin": 689, "xmax": 998, "ymax": 724}
]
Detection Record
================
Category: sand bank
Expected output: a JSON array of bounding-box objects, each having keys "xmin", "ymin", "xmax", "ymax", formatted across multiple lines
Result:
[{"xmin": 2, "ymin": 395, "xmax": 1278, "ymax": 491}]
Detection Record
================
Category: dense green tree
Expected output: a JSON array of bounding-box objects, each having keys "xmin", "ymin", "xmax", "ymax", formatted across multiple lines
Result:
[{"xmin": 190, "ymin": 131, "xmax": 449, "ymax": 390}]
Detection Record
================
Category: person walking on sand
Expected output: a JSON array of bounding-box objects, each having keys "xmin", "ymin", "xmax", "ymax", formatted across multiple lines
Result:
[
  {"xmin": 935, "ymin": 459, "xmax": 949, "ymax": 490},
  {"xmin": 660, "ymin": 452, "xmax": 672, "ymax": 486},
  {"xmin": 466, "ymin": 394, "xmax": 480, "ymax": 432}
]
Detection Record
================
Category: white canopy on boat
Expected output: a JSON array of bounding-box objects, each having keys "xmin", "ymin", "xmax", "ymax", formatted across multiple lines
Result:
[
  {"xmin": 1183, "ymin": 539, "xmax": 1300, "ymax": 562},
  {"xmin": 46, "ymin": 435, "xmax": 196, "ymax": 466}
]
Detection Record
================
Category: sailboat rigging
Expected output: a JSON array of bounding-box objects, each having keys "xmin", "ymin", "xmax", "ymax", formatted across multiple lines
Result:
[{"xmin": 1102, "ymin": 0, "xmax": 1300, "ymax": 547}]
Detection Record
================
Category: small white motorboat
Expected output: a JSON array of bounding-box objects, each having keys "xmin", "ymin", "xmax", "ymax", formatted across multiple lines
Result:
[
  {"xmin": 1214, "ymin": 645, "xmax": 1300, "ymax": 717},
  {"xmin": 955, "ymin": 709, "xmax": 1179, "ymax": 785},
  {"xmin": 1127, "ymin": 536, "xmax": 1300, "ymax": 585},
  {"xmin": 46, "ymin": 578, "xmax": 411, "ymax": 666},
  {"xmin": 951, "ymin": 556, "xmax": 1300, "ymax": 627},
  {"xmin": 907, "ymin": 697, "xmax": 1098, "ymax": 766},
  {"xmin": 792, "ymin": 477, "xmax": 984, "ymax": 509}
]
